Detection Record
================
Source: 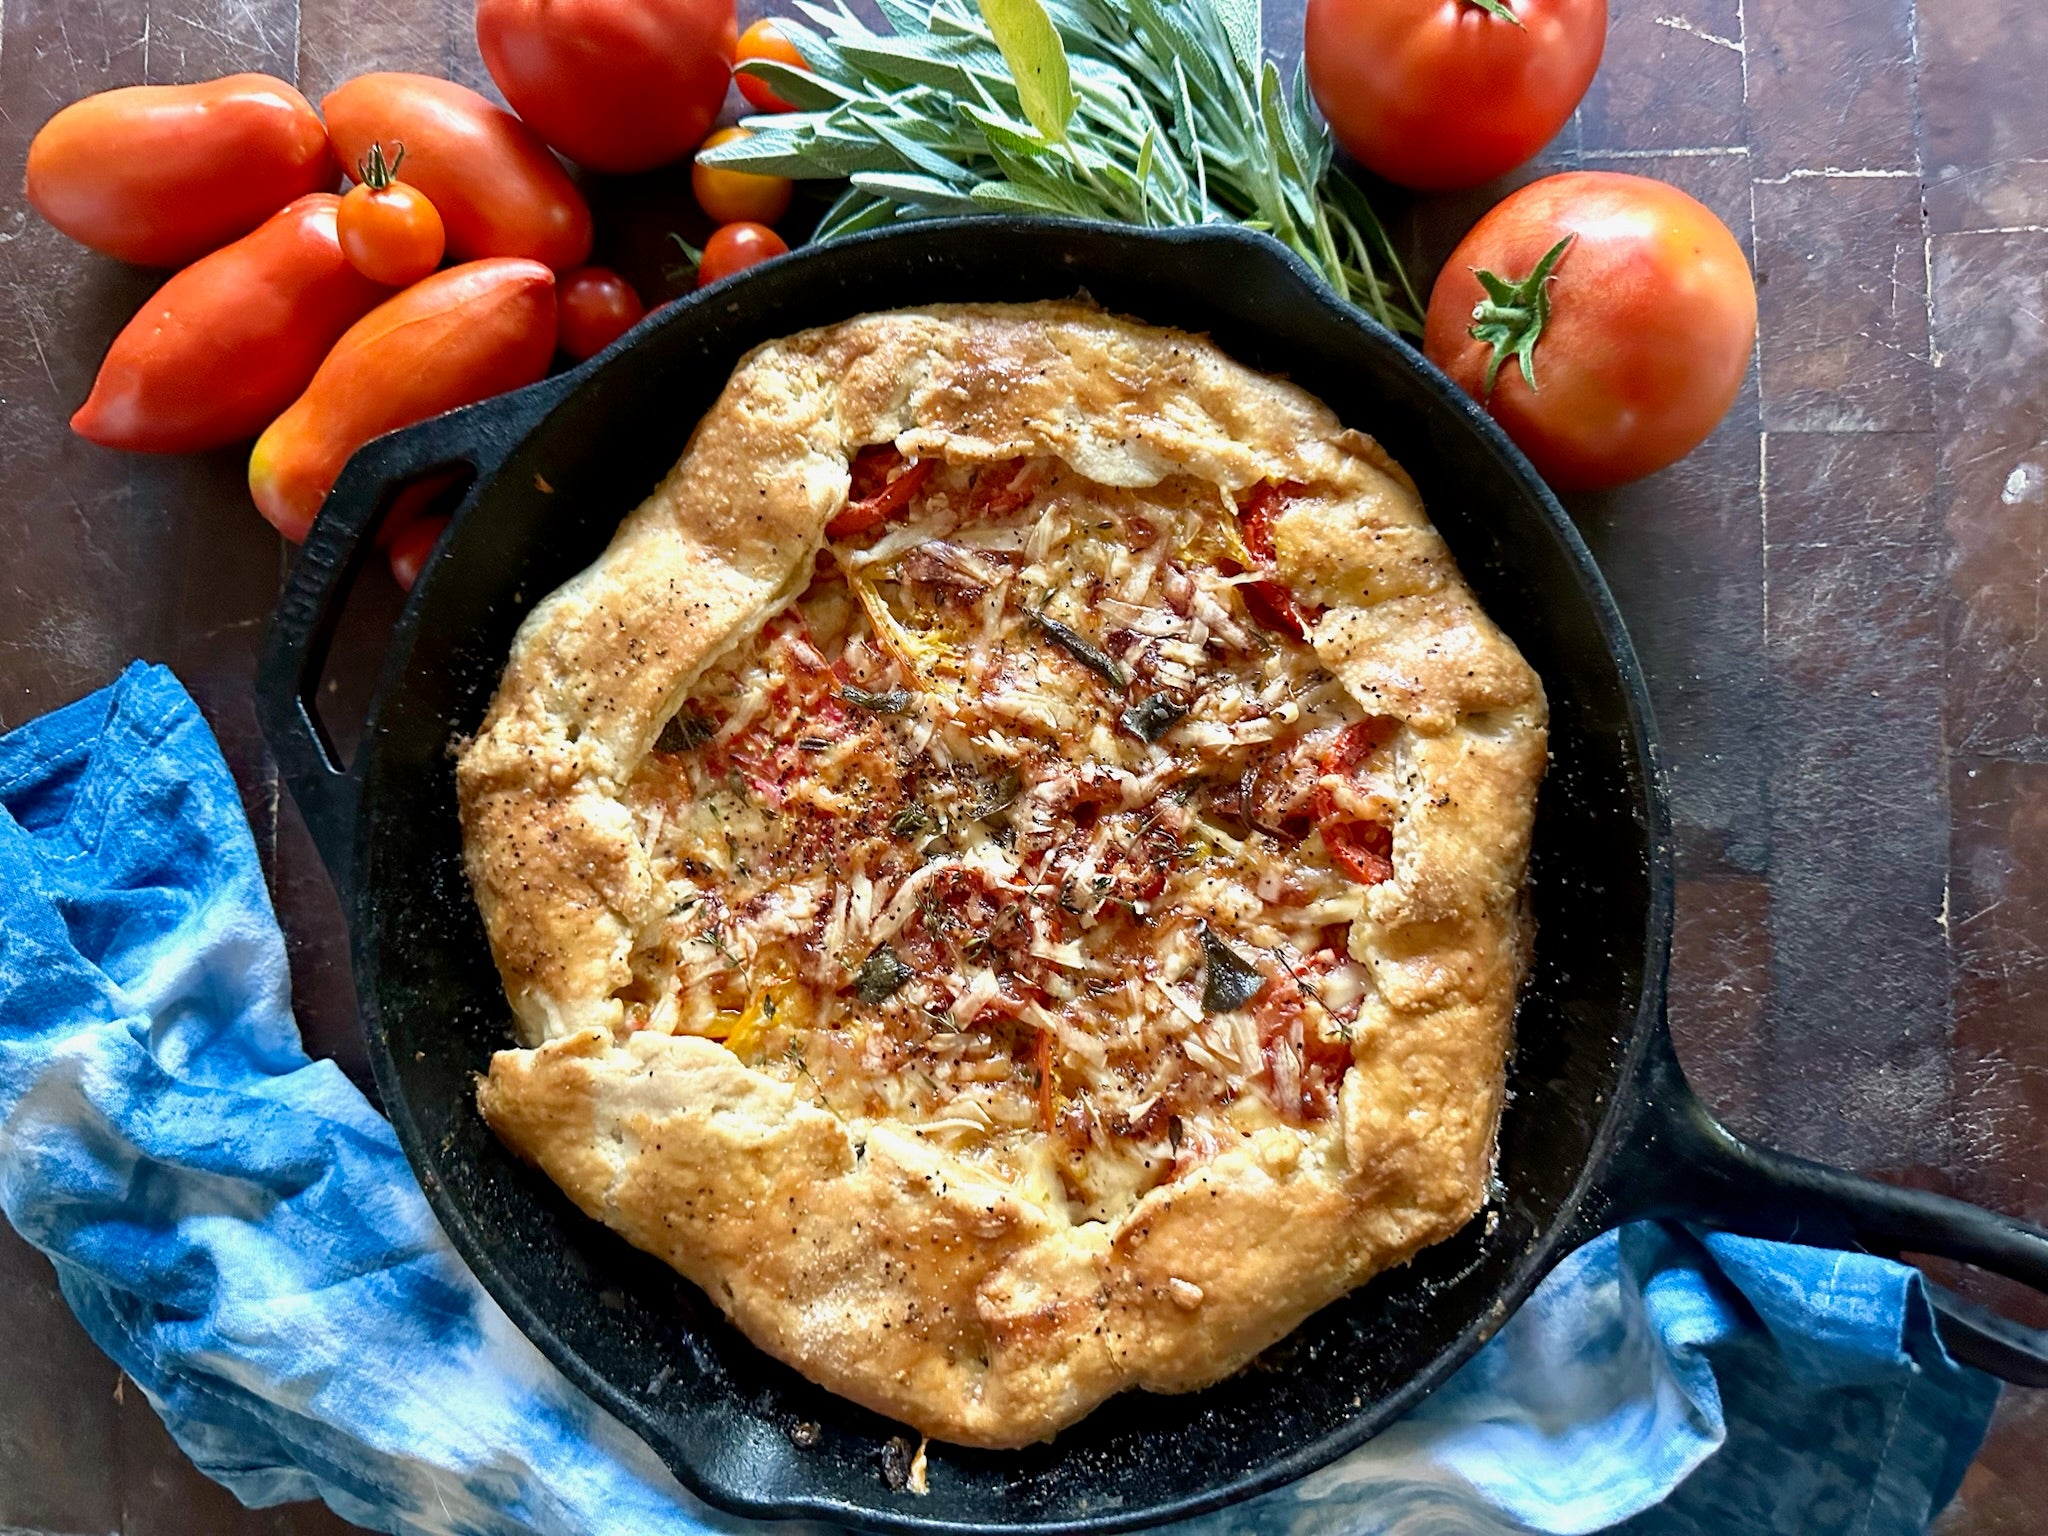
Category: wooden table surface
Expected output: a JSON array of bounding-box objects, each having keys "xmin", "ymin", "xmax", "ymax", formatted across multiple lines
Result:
[{"xmin": 2, "ymin": 0, "xmax": 2042, "ymax": 1529}]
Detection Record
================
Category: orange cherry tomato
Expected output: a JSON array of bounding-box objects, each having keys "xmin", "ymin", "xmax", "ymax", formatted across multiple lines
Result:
[
  {"xmin": 250, "ymin": 258, "xmax": 558, "ymax": 542},
  {"xmin": 26, "ymin": 73, "xmax": 332, "ymax": 267},
  {"xmin": 1422, "ymin": 171, "xmax": 1757, "ymax": 491},
  {"xmin": 71, "ymin": 194, "xmax": 387, "ymax": 454},
  {"xmin": 389, "ymin": 515, "xmax": 451, "ymax": 590},
  {"xmin": 337, "ymin": 143, "xmax": 446, "ymax": 286},
  {"xmin": 557, "ymin": 266, "xmax": 647, "ymax": 360},
  {"xmin": 323, "ymin": 74, "xmax": 591, "ymax": 271},
  {"xmin": 695, "ymin": 222, "xmax": 788, "ymax": 287},
  {"xmin": 691, "ymin": 127, "xmax": 793, "ymax": 225},
  {"xmin": 735, "ymin": 19, "xmax": 809, "ymax": 113},
  {"xmin": 477, "ymin": 0, "xmax": 736, "ymax": 174}
]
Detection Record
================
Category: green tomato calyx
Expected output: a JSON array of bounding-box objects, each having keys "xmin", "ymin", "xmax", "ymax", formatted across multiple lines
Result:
[{"xmin": 1469, "ymin": 234, "xmax": 1575, "ymax": 399}]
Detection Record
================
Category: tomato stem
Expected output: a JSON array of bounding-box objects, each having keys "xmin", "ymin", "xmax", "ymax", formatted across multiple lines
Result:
[
  {"xmin": 1468, "ymin": 234, "xmax": 1574, "ymax": 398},
  {"xmin": 357, "ymin": 140, "xmax": 406, "ymax": 190},
  {"xmin": 1462, "ymin": 0, "xmax": 1525, "ymax": 24}
]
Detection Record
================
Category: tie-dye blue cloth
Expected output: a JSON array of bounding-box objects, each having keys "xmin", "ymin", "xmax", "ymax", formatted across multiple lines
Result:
[{"xmin": 0, "ymin": 663, "xmax": 2000, "ymax": 1536}]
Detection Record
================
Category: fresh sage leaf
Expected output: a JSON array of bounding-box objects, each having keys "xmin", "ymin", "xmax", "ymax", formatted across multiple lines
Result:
[
  {"xmin": 852, "ymin": 944, "xmax": 916, "ymax": 1004},
  {"xmin": 1120, "ymin": 693, "xmax": 1187, "ymax": 743},
  {"xmin": 977, "ymin": 0, "xmax": 1077, "ymax": 143},
  {"xmin": 1029, "ymin": 609, "xmax": 1129, "ymax": 689},
  {"xmin": 843, "ymin": 685, "xmax": 914, "ymax": 714},
  {"xmin": 1199, "ymin": 923, "xmax": 1268, "ymax": 1013}
]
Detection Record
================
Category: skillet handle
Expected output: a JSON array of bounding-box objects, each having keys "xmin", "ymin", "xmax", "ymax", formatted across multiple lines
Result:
[
  {"xmin": 1586, "ymin": 1028, "xmax": 2048, "ymax": 1386},
  {"xmin": 255, "ymin": 376, "xmax": 576, "ymax": 893}
]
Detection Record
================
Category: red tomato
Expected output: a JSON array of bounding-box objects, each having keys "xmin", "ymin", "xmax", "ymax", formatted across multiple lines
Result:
[
  {"xmin": 71, "ymin": 194, "xmax": 387, "ymax": 454},
  {"xmin": 250, "ymin": 259, "xmax": 558, "ymax": 541},
  {"xmin": 692, "ymin": 127, "xmax": 794, "ymax": 225},
  {"xmin": 557, "ymin": 267, "xmax": 647, "ymax": 360},
  {"xmin": 1323, "ymin": 820, "xmax": 1395, "ymax": 885},
  {"xmin": 337, "ymin": 143, "xmax": 446, "ymax": 286},
  {"xmin": 323, "ymin": 74, "xmax": 591, "ymax": 271},
  {"xmin": 1236, "ymin": 482, "xmax": 1319, "ymax": 641},
  {"xmin": 1305, "ymin": 0, "xmax": 1605, "ymax": 190},
  {"xmin": 476, "ymin": 0, "xmax": 737, "ymax": 174},
  {"xmin": 695, "ymin": 222, "xmax": 788, "ymax": 287},
  {"xmin": 1423, "ymin": 171, "xmax": 1757, "ymax": 491},
  {"xmin": 736, "ymin": 19, "xmax": 810, "ymax": 112},
  {"xmin": 826, "ymin": 447, "xmax": 934, "ymax": 538},
  {"xmin": 389, "ymin": 515, "xmax": 451, "ymax": 590},
  {"xmin": 26, "ymin": 74, "xmax": 332, "ymax": 267}
]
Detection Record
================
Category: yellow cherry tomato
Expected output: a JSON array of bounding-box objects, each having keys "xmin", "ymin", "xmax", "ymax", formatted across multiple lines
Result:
[{"xmin": 691, "ymin": 127, "xmax": 792, "ymax": 226}]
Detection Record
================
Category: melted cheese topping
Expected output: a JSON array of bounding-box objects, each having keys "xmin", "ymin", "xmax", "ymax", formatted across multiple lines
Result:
[{"xmin": 618, "ymin": 455, "xmax": 1400, "ymax": 1223}]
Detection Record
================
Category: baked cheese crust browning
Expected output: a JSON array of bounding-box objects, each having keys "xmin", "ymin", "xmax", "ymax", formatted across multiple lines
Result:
[{"xmin": 457, "ymin": 302, "xmax": 1546, "ymax": 1448}]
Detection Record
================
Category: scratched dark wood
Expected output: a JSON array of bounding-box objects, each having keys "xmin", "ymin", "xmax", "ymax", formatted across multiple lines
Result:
[{"xmin": 0, "ymin": 0, "xmax": 2043, "ymax": 1530}]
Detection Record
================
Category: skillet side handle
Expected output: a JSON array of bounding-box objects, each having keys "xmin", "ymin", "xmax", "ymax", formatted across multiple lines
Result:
[
  {"xmin": 255, "ymin": 377, "xmax": 575, "ymax": 892},
  {"xmin": 1587, "ymin": 1029, "xmax": 2048, "ymax": 1387}
]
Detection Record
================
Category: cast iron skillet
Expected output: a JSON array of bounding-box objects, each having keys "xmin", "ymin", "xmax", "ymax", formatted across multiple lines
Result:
[{"xmin": 256, "ymin": 219, "xmax": 2048, "ymax": 1534}]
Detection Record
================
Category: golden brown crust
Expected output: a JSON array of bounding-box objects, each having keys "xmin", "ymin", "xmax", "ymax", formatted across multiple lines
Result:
[{"xmin": 457, "ymin": 302, "xmax": 1545, "ymax": 1446}]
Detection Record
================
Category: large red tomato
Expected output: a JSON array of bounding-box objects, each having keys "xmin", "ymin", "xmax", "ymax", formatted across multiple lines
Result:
[
  {"xmin": 1305, "ymin": 0, "xmax": 1605, "ymax": 190},
  {"xmin": 1423, "ymin": 172, "xmax": 1756, "ymax": 491},
  {"xmin": 476, "ymin": 0, "xmax": 738, "ymax": 175}
]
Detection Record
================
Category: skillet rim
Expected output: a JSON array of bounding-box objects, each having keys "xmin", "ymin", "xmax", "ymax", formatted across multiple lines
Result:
[{"xmin": 342, "ymin": 217, "xmax": 1676, "ymax": 1533}]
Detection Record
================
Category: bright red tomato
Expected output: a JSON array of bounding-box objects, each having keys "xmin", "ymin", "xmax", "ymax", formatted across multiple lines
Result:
[
  {"xmin": 1423, "ymin": 172, "xmax": 1757, "ymax": 491},
  {"xmin": 1306, "ymin": 0, "xmax": 1605, "ymax": 190},
  {"xmin": 336, "ymin": 143, "xmax": 446, "ymax": 286},
  {"xmin": 692, "ymin": 127, "xmax": 794, "ymax": 225},
  {"xmin": 557, "ymin": 266, "xmax": 647, "ymax": 360},
  {"xmin": 735, "ymin": 19, "xmax": 809, "ymax": 112},
  {"xmin": 71, "ymin": 194, "xmax": 385, "ymax": 453},
  {"xmin": 695, "ymin": 222, "xmax": 788, "ymax": 287},
  {"xmin": 389, "ymin": 515, "xmax": 451, "ymax": 590},
  {"xmin": 26, "ymin": 74, "xmax": 332, "ymax": 267},
  {"xmin": 476, "ymin": 0, "xmax": 737, "ymax": 174}
]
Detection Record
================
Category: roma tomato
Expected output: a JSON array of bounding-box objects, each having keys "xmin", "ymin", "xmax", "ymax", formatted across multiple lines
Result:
[
  {"xmin": 337, "ymin": 142, "xmax": 446, "ymax": 286},
  {"xmin": 735, "ymin": 19, "xmax": 809, "ymax": 113},
  {"xmin": 696, "ymin": 222, "xmax": 788, "ymax": 287},
  {"xmin": 26, "ymin": 74, "xmax": 331, "ymax": 267},
  {"xmin": 71, "ymin": 194, "xmax": 386, "ymax": 454},
  {"xmin": 1424, "ymin": 172, "xmax": 1756, "ymax": 491},
  {"xmin": 389, "ymin": 515, "xmax": 451, "ymax": 590},
  {"xmin": 1306, "ymin": 0, "xmax": 1605, "ymax": 190},
  {"xmin": 324, "ymin": 74, "xmax": 591, "ymax": 270},
  {"xmin": 250, "ymin": 258, "xmax": 557, "ymax": 541},
  {"xmin": 476, "ymin": 0, "xmax": 736, "ymax": 174},
  {"xmin": 692, "ymin": 128, "xmax": 793, "ymax": 225},
  {"xmin": 557, "ymin": 267, "xmax": 646, "ymax": 360}
]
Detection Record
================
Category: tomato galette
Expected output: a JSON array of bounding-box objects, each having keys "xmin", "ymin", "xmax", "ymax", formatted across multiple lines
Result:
[{"xmin": 457, "ymin": 301, "xmax": 1545, "ymax": 1448}]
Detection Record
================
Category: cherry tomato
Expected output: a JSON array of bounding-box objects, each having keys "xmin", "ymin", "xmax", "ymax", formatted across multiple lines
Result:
[
  {"xmin": 826, "ymin": 447, "xmax": 935, "ymax": 538},
  {"xmin": 324, "ymin": 74, "xmax": 591, "ymax": 270},
  {"xmin": 557, "ymin": 266, "xmax": 647, "ymax": 360},
  {"xmin": 71, "ymin": 194, "xmax": 386, "ymax": 454},
  {"xmin": 692, "ymin": 127, "xmax": 794, "ymax": 225},
  {"xmin": 250, "ymin": 259, "xmax": 558, "ymax": 541},
  {"xmin": 1423, "ymin": 171, "xmax": 1757, "ymax": 491},
  {"xmin": 735, "ymin": 19, "xmax": 810, "ymax": 113},
  {"xmin": 1306, "ymin": 0, "xmax": 1605, "ymax": 190},
  {"xmin": 695, "ymin": 222, "xmax": 788, "ymax": 287},
  {"xmin": 337, "ymin": 143, "xmax": 446, "ymax": 286},
  {"xmin": 389, "ymin": 515, "xmax": 451, "ymax": 590},
  {"xmin": 476, "ymin": 0, "xmax": 736, "ymax": 174},
  {"xmin": 1322, "ymin": 820, "xmax": 1395, "ymax": 885},
  {"xmin": 27, "ymin": 74, "xmax": 331, "ymax": 267}
]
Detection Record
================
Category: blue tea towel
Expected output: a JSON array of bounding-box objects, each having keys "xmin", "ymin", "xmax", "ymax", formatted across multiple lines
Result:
[{"xmin": 0, "ymin": 664, "xmax": 2001, "ymax": 1536}]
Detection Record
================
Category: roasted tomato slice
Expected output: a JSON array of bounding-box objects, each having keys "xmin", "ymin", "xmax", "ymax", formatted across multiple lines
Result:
[
  {"xmin": 827, "ymin": 445, "xmax": 935, "ymax": 539},
  {"xmin": 1323, "ymin": 819, "xmax": 1395, "ymax": 885},
  {"xmin": 1236, "ymin": 480, "xmax": 1321, "ymax": 640}
]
